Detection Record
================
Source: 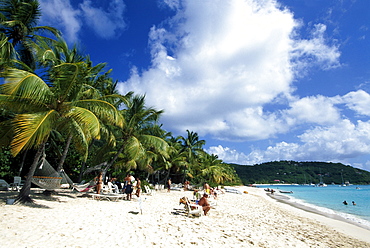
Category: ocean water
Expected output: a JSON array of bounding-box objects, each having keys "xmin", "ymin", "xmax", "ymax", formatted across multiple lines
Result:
[{"xmin": 257, "ymin": 184, "xmax": 370, "ymax": 228}]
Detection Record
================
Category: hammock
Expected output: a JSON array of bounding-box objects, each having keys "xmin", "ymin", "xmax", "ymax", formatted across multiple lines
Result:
[
  {"xmin": 31, "ymin": 176, "xmax": 63, "ymax": 190},
  {"xmin": 32, "ymin": 156, "xmax": 94, "ymax": 191},
  {"xmin": 32, "ymin": 158, "xmax": 62, "ymax": 190}
]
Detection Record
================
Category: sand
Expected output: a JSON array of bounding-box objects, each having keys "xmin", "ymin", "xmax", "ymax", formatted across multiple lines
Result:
[{"xmin": 1, "ymin": 186, "xmax": 370, "ymax": 248}]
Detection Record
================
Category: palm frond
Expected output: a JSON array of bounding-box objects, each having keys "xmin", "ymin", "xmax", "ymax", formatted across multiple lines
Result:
[
  {"xmin": 125, "ymin": 136, "xmax": 145, "ymax": 161},
  {"xmin": 51, "ymin": 62, "xmax": 81, "ymax": 102},
  {"xmin": 11, "ymin": 110, "xmax": 59, "ymax": 156},
  {"xmin": 64, "ymin": 106, "xmax": 101, "ymax": 140},
  {"xmin": 1, "ymin": 68, "xmax": 52, "ymax": 104},
  {"xmin": 75, "ymin": 99, "xmax": 124, "ymax": 128}
]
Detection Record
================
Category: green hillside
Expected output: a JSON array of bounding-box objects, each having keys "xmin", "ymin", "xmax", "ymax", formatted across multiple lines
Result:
[{"xmin": 231, "ymin": 161, "xmax": 370, "ymax": 185}]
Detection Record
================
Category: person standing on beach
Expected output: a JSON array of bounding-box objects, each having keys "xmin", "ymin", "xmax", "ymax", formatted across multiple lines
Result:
[
  {"xmin": 167, "ymin": 178, "xmax": 171, "ymax": 192},
  {"xmin": 95, "ymin": 171, "xmax": 103, "ymax": 194},
  {"xmin": 135, "ymin": 177, "xmax": 141, "ymax": 197},
  {"xmin": 184, "ymin": 180, "xmax": 190, "ymax": 191},
  {"xmin": 204, "ymin": 182, "xmax": 210, "ymax": 194},
  {"xmin": 198, "ymin": 193, "xmax": 211, "ymax": 216},
  {"xmin": 125, "ymin": 181, "xmax": 133, "ymax": 200}
]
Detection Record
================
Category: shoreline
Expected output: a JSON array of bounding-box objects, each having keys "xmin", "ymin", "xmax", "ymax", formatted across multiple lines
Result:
[
  {"xmin": 245, "ymin": 186, "xmax": 370, "ymax": 244},
  {"xmin": 267, "ymin": 191, "xmax": 370, "ymax": 231},
  {"xmin": 1, "ymin": 187, "xmax": 370, "ymax": 247}
]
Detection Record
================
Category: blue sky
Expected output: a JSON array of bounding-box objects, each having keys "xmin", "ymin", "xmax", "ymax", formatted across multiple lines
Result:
[{"xmin": 39, "ymin": 0, "xmax": 370, "ymax": 172}]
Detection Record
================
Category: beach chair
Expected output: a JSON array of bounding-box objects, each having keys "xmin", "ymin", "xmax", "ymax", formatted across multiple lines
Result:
[
  {"xmin": 9, "ymin": 176, "xmax": 23, "ymax": 191},
  {"xmin": 180, "ymin": 197, "xmax": 203, "ymax": 217},
  {"xmin": 105, "ymin": 181, "xmax": 119, "ymax": 194},
  {"xmin": 0, "ymin": 179, "xmax": 10, "ymax": 191},
  {"xmin": 144, "ymin": 185, "xmax": 154, "ymax": 195},
  {"xmin": 101, "ymin": 184, "xmax": 111, "ymax": 194}
]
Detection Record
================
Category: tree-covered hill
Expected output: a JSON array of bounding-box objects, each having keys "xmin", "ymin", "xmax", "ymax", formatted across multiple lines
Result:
[{"xmin": 231, "ymin": 161, "xmax": 370, "ymax": 185}]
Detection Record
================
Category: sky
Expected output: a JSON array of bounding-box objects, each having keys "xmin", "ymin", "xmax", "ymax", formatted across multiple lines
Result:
[{"xmin": 38, "ymin": 0, "xmax": 370, "ymax": 172}]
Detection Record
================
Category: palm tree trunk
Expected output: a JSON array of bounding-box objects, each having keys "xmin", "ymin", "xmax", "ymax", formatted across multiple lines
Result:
[
  {"xmin": 164, "ymin": 169, "xmax": 171, "ymax": 184},
  {"xmin": 102, "ymin": 144, "xmax": 125, "ymax": 180},
  {"xmin": 56, "ymin": 134, "xmax": 72, "ymax": 172},
  {"xmin": 17, "ymin": 150, "xmax": 28, "ymax": 176},
  {"xmin": 78, "ymin": 140, "xmax": 95, "ymax": 183},
  {"xmin": 15, "ymin": 143, "xmax": 46, "ymax": 204}
]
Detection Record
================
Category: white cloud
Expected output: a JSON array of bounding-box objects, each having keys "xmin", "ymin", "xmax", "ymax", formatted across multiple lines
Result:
[
  {"xmin": 298, "ymin": 119, "xmax": 370, "ymax": 158},
  {"xmin": 291, "ymin": 24, "xmax": 341, "ymax": 73},
  {"xmin": 39, "ymin": 0, "xmax": 81, "ymax": 42},
  {"xmin": 206, "ymin": 145, "xmax": 248, "ymax": 163},
  {"xmin": 79, "ymin": 0, "xmax": 127, "ymax": 39},
  {"xmin": 118, "ymin": 0, "xmax": 341, "ymax": 142},
  {"xmin": 284, "ymin": 95, "xmax": 341, "ymax": 125},
  {"xmin": 39, "ymin": 0, "xmax": 126, "ymax": 42},
  {"xmin": 342, "ymin": 90, "xmax": 370, "ymax": 116},
  {"xmin": 211, "ymin": 118, "xmax": 370, "ymax": 171}
]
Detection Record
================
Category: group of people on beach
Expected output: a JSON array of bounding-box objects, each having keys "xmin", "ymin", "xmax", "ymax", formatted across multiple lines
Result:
[
  {"xmin": 94, "ymin": 172, "xmax": 141, "ymax": 200},
  {"xmin": 94, "ymin": 172, "xmax": 216, "ymax": 216}
]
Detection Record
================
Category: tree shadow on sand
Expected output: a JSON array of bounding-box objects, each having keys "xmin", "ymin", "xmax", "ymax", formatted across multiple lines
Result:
[{"xmin": 0, "ymin": 189, "xmax": 79, "ymax": 208}]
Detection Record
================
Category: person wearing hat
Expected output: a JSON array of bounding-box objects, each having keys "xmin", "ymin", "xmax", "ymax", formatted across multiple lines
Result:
[{"xmin": 198, "ymin": 192, "xmax": 211, "ymax": 216}]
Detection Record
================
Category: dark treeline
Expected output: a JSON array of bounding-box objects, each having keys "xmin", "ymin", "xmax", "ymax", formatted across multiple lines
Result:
[{"xmin": 232, "ymin": 160, "xmax": 370, "ymax": 185}]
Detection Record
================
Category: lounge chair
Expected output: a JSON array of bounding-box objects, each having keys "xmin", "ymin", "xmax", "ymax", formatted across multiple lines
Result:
[
  {"xmin": 72, "ymin": 181, "xmax": 95, "ymax": 192},
  {"xmin": 180, "ymin": 196, "xmax": 203, "ymax": 217},
  {"xmin": 224, "ymin": 187, "xmax": 242, "ymax": 194},
  {"xmin": 0, "ymin": 179, "xmax": 10, "ymax": 191},
  {"xmin": 90, "ymin": 193, "xmax": 125, "ymax": 201}
]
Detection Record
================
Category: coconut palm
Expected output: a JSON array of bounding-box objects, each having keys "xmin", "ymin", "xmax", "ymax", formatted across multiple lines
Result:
[
  {"xmin": 35, "ymin": 38, "xmax": 131, "ymax": 175},
  {"xmin": 0, "ymin": 0, "xmax": 60, "ymax": 69},
  {"xmin": 0, "ymin": 61, "xmax": 122, "ymax": 203},
  {"xmin": 180, "ymin": 130, "xmax": 205, "ymax": 166},
  {"xmin": 101, "ymin": 94, "xmax": 169, "ymax": 178},
  {"xmin": 199, "ymin": 153, "xmax": 231, "ymax": 185}
]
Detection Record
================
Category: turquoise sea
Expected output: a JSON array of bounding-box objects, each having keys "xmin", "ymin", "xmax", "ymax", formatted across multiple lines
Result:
[{"xmin": 257, "ymin": 184, "xmax": 370, "ymax": 228}]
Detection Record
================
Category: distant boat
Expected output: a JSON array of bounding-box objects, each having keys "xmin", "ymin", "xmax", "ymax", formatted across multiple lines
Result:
[
  {"xmin": 279, "ymin": 190, "xmax": 293, "ymax": 194},
  {"xmin": 340, "ymin": 171, "xmax": 346, "ymax": 186},
  {"xmin": 317, "ymin": 175, "xmax": 327, "ymax": 187}
]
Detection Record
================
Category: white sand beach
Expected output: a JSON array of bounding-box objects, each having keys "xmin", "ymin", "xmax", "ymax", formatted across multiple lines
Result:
[{"xmin": 1, "ymin": 186, "xmax": 370, "ymax": 248}]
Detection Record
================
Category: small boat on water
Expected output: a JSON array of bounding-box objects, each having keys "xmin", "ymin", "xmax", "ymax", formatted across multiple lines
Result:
[{"xmin": 279, "ymin": 190, "xmax": 293, "ymax": 194}]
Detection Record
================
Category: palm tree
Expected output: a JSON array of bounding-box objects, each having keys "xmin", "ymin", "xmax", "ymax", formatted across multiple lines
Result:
[
  {"xmin": 199, "ymin": 153, "xmax": 231, "ymax": 185},
  {"xmin": 35, "ymin": 38, "xmax": 131, "ymax": 176},
  {"xmin": 181, "ymin": 130, "xmax": 206, "ymax": 163},
  {"xmin": 0, "ymin": 0, "xmax": 60, "ymax": 69},
  {"xmin": 0, "ymin": 62, "xmax": 122, "ymax": 203},
  {"xmin": 101, "ymin": 94, "xmax": 169, "ymax": 179}
]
